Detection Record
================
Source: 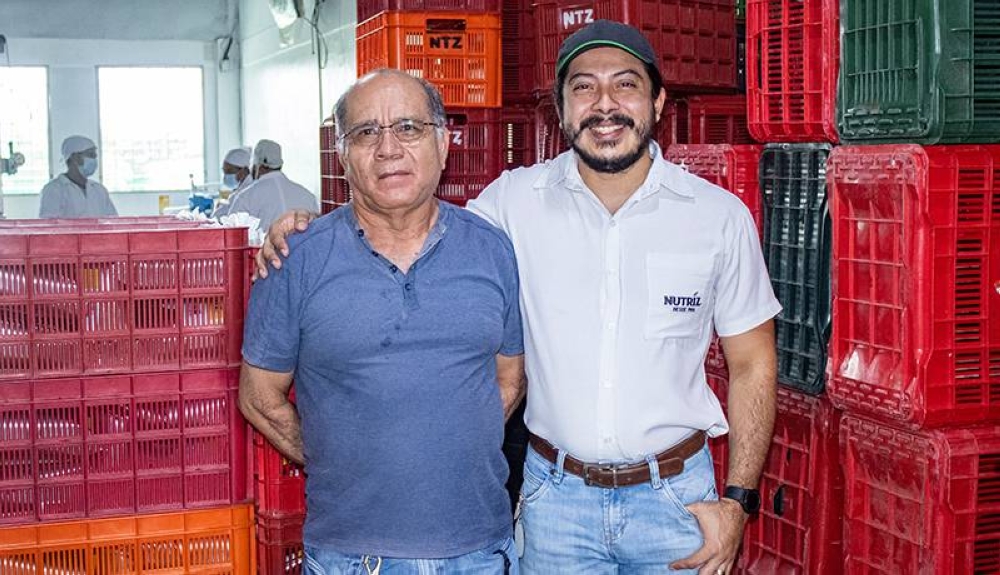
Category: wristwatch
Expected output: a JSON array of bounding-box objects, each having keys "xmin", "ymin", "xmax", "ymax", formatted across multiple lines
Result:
[{"xmin": 723, "ymin": 485, "xmax": 761, "ymax": 514}]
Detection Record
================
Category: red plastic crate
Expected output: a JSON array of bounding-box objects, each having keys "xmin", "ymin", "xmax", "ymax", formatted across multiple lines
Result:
[
  {"xmin": 358, "ymin": 0, "xmax": 502, "ymax": 23},
  {"xmin": 317, "ymin": 109, "xmax": 510, "ymax": 207},
  {"xmin": 532, "ymin": 0, "xmax": 737, "ymax": 95},
  {"xmin": 686, "ymin": 95, "xmax": 754, "ymax": 144},
  {"xmin": 534, "ymin": 96, "xmax": 564, "ymax": 162},
  {"xmin": 258, "ymin": 512, "xmax": 305, "ymax": 575},
  {"xmin": 659, "ymin": 99, "xmax": 689, "ymax": 146},
  {"xmin": 746, "ymin": 0, "xmax": 839, "ymax": 143},
  {"xmin": 828, "ymin": 145, "xmax": 1000, "ymax": 428},
  {"xmin": 0, "ymin": 227, "xmax": 247, "ymax": 380},
  {"xmin": 741, "ymin": 388, "xmax": 843, "ymax": 575},
  {"xmin": 254, "ymin": 432, "xmax": 306, "ymax": 518},
  {"xmin": 502, "ymin": 104, "xmax": 537, "ymax": 171},
  {"xmin": 356, "ymin": 11, "xmax": 502, "ymax": 108},
  {"xmin": 841, "ymin": 415, "xmax": 1000, "ymax": 574},
  {"xmin": 0, "ymin": 368, "xmax": 249, "ymax": 526},
  {"xmin": 706, "ymin": 372, "xmax": 729, "ymax": 495},
  {"xmin": 665, "ymin": 144, "xmax": 764, "ymax": 232},
  {"xmin": 502, "ymin": 0, "xmax": 536, "ymax": 103},
  {"xmin": 0, "ymin": 504, "xmax": 254, "ymax": 574},
  {"xmin": 0, "ymin": 217, "xmax": 205, "ymax": 229}
]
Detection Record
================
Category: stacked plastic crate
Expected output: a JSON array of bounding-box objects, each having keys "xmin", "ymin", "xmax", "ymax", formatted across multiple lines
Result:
[
  {"xmin": 319, "ymin": 0, "xmax": 532, "ymax": 214},
  {"xmin": 830, "ymin": 0, "xmax": 1000, "ymax": 572},
  {"xmin": 0, "ymin": 218, "xmax": 255, "ymax": 574},
  {"xmin": 698, "ymin": 0, "xmax": 844, "ymax": 572}
]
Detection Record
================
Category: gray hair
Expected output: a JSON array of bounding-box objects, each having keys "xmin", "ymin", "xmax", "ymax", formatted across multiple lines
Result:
[{"xmin": 333, "ymin": 69, "xmax": 447, "ymax": 153}]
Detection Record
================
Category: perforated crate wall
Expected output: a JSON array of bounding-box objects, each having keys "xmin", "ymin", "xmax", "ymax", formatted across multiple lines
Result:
[
  {"xmin": 828, "ymin": 145, "xmax": 1000, "ymax": 427},
  {"xmin": 258, "ymin": 511, "xmax": 304, "ymax": 575},
  {"xmin": 742, "ymin": 388, "xmax": 843, "ymax": 574},
  {"xmin": 747, "ymin": 0, "xmax": 839, "ymax": 143},
  {"xmin": 357, "ymin": 0, "xmax": 502, "ymax": 23},
  {"xmin": 356, "ymin": 11, "xmax": 502, "ymax": 108},
  {"xmin": 761, "ymin": 143, "xmax": 832, "ymax": 395},
  {"xmin": 532, "ymin": 0, "xmax": 737, "ymax": 95},
  {"xmin": 502, "ymin": 0, "xmax": 536, "ymax": 104},
  {"xmin": 841, "ymin": 415, "xmax": 1000, "ymax": 574},
  {"xmin": 838, "ymin": 0, "xmax": 1000, "ymax": 143},
  {"xmin": 254, "ymin": 432, "xmax": 306, "ymax": 519},
  {"xmin": 686, "ymin": 95, "xmax": 755, "ymax": 145},
  {"xmin": 0, "ymin": 369, "xmax": 248, "ymax": 526},
  {"xmin": 0, "ymin": 504, "xmax": 254, "ymax": 574},
  {"xmin": 0, "ymin": 227, "xmax": 247, "ymax": 380}
]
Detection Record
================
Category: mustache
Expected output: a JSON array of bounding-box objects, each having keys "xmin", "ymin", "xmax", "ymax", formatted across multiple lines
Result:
[{"xmin": 577, "ymin": 113, "xmax": 636, "ymax": 131}]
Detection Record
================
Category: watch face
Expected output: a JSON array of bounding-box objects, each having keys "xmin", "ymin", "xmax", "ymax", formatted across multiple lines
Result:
[{"xmin": 745, "ymin": 490, "xmax": 762, "ymax": 513}]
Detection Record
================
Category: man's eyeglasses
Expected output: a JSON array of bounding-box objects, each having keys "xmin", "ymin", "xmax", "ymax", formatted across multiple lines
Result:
[{"xmin": 340, "ymin": 119, "xmax": 440, "ymax": 148}]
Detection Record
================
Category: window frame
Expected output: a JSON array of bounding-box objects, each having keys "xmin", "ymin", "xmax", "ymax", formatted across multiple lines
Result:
[{"xmin": 0, "ymin": 65, "xmax": 51, "ymax": 196}]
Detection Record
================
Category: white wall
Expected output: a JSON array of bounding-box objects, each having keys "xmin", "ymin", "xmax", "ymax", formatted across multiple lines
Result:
[{"xmin": 238, "ymin": 0, "xmax": 357, "ymax": 199}]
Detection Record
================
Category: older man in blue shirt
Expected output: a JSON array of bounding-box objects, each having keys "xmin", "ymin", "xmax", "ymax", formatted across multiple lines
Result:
[{"xmin": 239, "ymin": 68, "xmax": 524, "ymax": 575}]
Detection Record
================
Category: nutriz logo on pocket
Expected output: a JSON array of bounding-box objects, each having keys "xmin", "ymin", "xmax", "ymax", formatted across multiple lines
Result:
[{"xmin": 664, "ymin": 292, "xmax": 702, "ymax": 313}]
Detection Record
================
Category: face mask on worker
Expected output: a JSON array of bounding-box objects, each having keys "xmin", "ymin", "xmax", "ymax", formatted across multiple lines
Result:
[
  {"xmin": 79, "ymin": 156, "xmax": 98, "ymax": 177},
  {"xmin": 223, "ymin": 173, "xmax": 239, "ymax": 189}
]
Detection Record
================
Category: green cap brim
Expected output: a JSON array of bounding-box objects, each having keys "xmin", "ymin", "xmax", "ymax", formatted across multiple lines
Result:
[{"xmin": 556, "ymin": 40, "xmax": 654, "ymax": 75}]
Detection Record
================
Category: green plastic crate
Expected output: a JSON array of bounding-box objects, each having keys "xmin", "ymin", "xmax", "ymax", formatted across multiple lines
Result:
[{"xmin": 838, "ymin": 0, "xmax": 1000, "ymax": 143}]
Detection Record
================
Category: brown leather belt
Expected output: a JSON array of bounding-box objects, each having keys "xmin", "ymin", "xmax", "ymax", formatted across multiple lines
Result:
[{"xmin": 528, "ymin": 431, "xmax": 707, "ymax": 488}]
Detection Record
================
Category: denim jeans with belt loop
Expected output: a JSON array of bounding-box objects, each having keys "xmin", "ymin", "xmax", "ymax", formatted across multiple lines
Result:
[{"xmin": 515, "ymin": 442, "xmax": 717, "ymax": 574}]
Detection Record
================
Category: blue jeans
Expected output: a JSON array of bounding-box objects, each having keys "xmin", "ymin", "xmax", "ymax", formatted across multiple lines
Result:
[
  {"xmin": 516, "ymin": 443, "xmax": 717, "ymax": 574},
  {"xmin": 304, "ymin": 536, "xmax": 518, "ymax": 575}
]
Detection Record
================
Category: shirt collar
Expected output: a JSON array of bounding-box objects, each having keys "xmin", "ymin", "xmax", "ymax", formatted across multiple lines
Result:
[
  {"xmin": 536, "ymin": 141, "xmax": 697, "ymax": 200},
  {"xmin": 344, "ymin": 198, "xmax": 451, "ymax": 252}
]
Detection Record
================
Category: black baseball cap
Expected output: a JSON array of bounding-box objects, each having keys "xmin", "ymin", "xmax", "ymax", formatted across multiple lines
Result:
[{"xmin": 556, "ymin": 20, "xmax": 659, "ymax": 77}]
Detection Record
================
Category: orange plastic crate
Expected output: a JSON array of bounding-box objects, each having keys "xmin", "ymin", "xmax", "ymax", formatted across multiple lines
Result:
[
  {"xmin": 0, "ymin": 227, "xmax": 247, "ymax": 380},
  {"xmin": 0, "ymin": 369, "xmax": 250, "ymax": 526},
  {"xmin": 0, "ymin": 504, "xmax": 254, "ymax": 574},
  {"xmin": 356, "ymin": 11, "xmax": 502, "ymax": 108}
]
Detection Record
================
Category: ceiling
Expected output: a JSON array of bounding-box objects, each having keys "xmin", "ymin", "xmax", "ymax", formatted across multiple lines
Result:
[{"xmin": 0, "ymin": 0, "xmax": 234, "ymax": 42}]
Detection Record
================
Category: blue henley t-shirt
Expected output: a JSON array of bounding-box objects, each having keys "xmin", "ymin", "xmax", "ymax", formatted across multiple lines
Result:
[{"xmin": 242, "ymin": 201, "xmax": 523, "ymax": 558}]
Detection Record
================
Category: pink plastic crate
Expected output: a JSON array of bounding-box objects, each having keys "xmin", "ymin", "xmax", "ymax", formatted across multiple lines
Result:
[
  {"xmin": 741, "ymin": 388, "xmax": 843, "ymax": 574},
  {"xmin": 533, "ymin": 0, "xmax": 737, "ymax": 95},
  {"xmin": 0, "ymin": 368, "xmax": 249, "ymax": 526},
  {"xmin": 0, "ymin": 228, "xmax": 247, "ymax": 380},
  {"xmin": 841, "ymin": 415, "xmax": 1000, "ymax": 574},
  {"xmin": 828, "ymin": 145, "xmax": 1000, "ymax": 428},
  {"xmin": 746, "ymin": 0, "xmax": 839, "ymax": 143}
]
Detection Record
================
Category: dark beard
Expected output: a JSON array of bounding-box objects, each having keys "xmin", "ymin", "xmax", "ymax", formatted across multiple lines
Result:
[{"xmin": 565, "ymin": 111, "xmax": 653, "ymax": 174}]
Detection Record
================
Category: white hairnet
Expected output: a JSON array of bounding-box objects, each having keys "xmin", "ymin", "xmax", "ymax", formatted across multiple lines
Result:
[
  {"xmin": 253, "ymin": 139, "xmax": 283, "ymax": 169},
  {"xmin": 223, "ymin": 147, "xmax": 251, "ymax": 168},
  {"xmin": 61, "ymin": 136, "xmax": 96, "ymax": 163}
]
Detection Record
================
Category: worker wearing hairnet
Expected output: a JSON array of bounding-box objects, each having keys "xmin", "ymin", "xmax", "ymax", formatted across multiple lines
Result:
[
  {"xmin": 39, "ymin": 136, "xmax": 118, "ymax": 218},
  {"xmin": 212, "ymin": 147, "xmax": 254, "ymax": 218},
  {"xmin": 227, "ymin": 139, "xmax": 317, "ymax": 232}
]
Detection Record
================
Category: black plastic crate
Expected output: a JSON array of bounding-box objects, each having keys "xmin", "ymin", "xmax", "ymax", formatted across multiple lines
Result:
[
  {"xmin": 761, "ymin": 143, "xmax": 832, "ymax": 395},
  {"xmin": 838, "ymin": 0, "xmax": 1000, "ymax": 143}
]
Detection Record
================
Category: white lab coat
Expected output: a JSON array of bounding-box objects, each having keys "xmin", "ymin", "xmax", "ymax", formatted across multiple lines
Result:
[
  {"xmin": 39, "ymin": 174, "xmax": 118, "ymax": 218},
  {"xmin": 211, "ymin": 174, "xmax": 254, "ymax": 218},
  {"xmin": 227, "ymin": 171, "xmax": 317, "ymax": 232}
]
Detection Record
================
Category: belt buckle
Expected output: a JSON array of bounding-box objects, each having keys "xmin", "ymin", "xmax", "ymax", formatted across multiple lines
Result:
[{"xmin": 583, "ymin": 463, "xmax": 619, "ymax": 488}]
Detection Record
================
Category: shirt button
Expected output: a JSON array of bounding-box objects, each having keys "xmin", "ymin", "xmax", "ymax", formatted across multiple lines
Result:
[
  {"xmin": 609, "ymin": 220, "xmax": 617, "ymax": 228},
  {"xmin": 404, "ymin": 283, "xmax": 413, "ymax": 291},
  {"xmin": 603, "ymin": 437, "xmax": 612, "ymax": 444},
  {"xmin": 389, "ymin": 265, "xmax": 398, "ymax": 273}
]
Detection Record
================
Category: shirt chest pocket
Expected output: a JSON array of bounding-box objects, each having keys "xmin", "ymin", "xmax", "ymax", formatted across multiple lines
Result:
[{"xmin": 644, "ymin": 253, "xmax": 714, "ymax": 340}]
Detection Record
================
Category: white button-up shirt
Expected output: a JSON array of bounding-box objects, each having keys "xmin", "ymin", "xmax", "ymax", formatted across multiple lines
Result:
[
  {"xmin": 468, "ymin": 143, "xmax": 781, "ymax": 462},
  {"xmin": 39, "ymin": 174, "xmax": 118, "ymax": 218}
]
